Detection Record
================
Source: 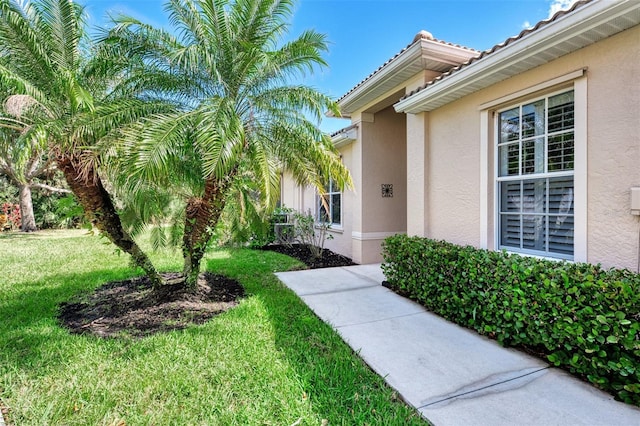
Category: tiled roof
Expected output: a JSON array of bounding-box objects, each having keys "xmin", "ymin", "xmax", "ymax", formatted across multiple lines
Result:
[
  {"xmin": 336, "ymin": 34, "xmax": 478, "ymax": 104},
  {"xmin": 330, "ymin": 123, "xmax": 357, "ymax": 138},
  {"xmin": 399, "ymin": 0, "xmax": 592, "ymax": 101}
]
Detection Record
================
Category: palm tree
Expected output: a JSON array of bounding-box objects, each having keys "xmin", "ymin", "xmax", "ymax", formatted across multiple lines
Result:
[
  {"xmin": 0, "ymin": 0, "xmax": 172, "ymax": 286},
  {"xmin": 107, "ymin": 0, "xmax": 351, "ymax": 287}
]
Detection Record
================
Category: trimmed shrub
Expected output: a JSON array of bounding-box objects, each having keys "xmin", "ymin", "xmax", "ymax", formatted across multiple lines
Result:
[{"xmin": 381, "ymin": 234, "xmax": 640, "ymax": 405}]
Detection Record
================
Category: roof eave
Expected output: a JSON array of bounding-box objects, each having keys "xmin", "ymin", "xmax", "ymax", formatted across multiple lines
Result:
[
  {"xmin": 395, "ymin": 0, "xmax": 640, "ymax": 114},
  {"xmin": 331, "ymin": 125, "xmax": 358, "ymax": 148},
  {"xmin": 325, "ymin": 108, "xmax": 348, "ymax": 119},
  {"xmin": 335, "ymin": 39, "xmax": 479, "ymax": 116},
  {"xmin": 338, "ymin": 42, "xmax": 423, "ymax": 115}
]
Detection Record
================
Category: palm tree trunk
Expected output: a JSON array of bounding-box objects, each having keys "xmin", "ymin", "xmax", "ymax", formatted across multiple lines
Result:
[
  {"xmin": 182, "ymin": 177, "xmax": 231, "ymax": 288},
  {"xmin": 57, "ymin": 154, "xmax": 162, "ymax": 288},
  {"xmin": 18, "ymin": 183, "xmax": 37, "ymax": 232}
]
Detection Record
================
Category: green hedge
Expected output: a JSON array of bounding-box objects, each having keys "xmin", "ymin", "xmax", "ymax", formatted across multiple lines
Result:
[{"xmin": 381, "ymin": 234, "xmax": 640, "ymax": 405}]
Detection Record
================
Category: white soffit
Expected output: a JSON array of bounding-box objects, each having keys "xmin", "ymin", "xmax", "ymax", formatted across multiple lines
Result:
[
  {"xmin": 337, "ymin": 39, "xmax": 478, "ymax": 116},
  {"xmin": 331, "ymin": 125, "xmax": 358, "ymax": 148},
  {"xmin": 394, "ymin": 0, "xmax": 640, "ymax": 114}
]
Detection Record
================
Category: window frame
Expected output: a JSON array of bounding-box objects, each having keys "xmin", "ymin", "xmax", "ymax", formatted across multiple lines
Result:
[
  {"xmin": 316, "ymin": 179, "xmax": 342, "ymax": 228},
  {"xmin": 494, "ymin": 88, "xmax": 576, "ymax": 260},
  {"xmin": 480, "ymin": 72, "xmax": 586, "ymax": 263}
]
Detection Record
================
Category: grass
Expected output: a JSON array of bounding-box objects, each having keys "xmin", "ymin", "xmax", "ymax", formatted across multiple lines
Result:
[{"xmin": 0, "ymin": 230, "xmax": 426, "ymax": 425}]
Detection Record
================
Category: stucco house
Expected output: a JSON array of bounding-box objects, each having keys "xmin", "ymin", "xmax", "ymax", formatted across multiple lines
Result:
[{"xmin": 280, "ymin": 0, "xmax": 640, "ymax": 270}]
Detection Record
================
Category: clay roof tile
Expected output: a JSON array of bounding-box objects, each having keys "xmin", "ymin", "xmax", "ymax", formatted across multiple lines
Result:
[
  {"xmin": 399, "ymin": 0, "xmax": 593, "ymax": 101},
  {"xmin": 336, "ymin": 31, "xmax": 478, "ymax": 104}
]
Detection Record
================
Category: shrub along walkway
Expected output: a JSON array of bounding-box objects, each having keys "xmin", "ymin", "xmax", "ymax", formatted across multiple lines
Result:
[{"xmin": 276, "ymin": 264, "xmax": 640, "ymax": 425}]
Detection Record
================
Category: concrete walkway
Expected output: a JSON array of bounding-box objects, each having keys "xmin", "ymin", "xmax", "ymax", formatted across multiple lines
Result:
[{"xmin": 276, "ymin": 264, "xmax": 640, "ymax": 425}]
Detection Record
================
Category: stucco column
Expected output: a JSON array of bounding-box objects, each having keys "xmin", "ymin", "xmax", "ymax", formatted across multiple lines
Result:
[
  {"xmin": 351, "ymin": 109, "xmax": 408, "ymax": 264},
  {"xmin": 406, "ymin": 112, "xmax": 428, "ymax": 237}
]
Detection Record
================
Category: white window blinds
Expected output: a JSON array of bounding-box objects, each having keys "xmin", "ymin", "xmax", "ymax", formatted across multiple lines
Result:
[{"xmin": 497, "ymin": 90, "xmax": 574, "ymax": 258}]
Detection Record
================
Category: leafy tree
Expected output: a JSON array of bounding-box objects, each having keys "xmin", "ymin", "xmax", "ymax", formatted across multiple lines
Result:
[
  {"xmin": 0, "ymin": 91, "xmax": 71, "ymax": 232},
  {"xmin": 0, "ymin": 0, "xmax": 174, "ymax": 285},
  {"xmin": 107, "ymin": 0, "xmax": 352, "ymax": 287}
]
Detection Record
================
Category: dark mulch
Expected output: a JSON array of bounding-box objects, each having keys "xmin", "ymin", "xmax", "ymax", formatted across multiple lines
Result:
[
  {"xmin": 259, "ymin": 243, "xmax": 356, "ymax": 269},
  {"xmin": 58, "ymin": 245, "xmax": 353, "ymax": 339},
  {"xmin": 58, "ymin": 272, "xmax": 244, "ymax": 339}
]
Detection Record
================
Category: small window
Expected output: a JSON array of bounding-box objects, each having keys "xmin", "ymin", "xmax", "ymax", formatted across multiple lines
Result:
[
  {"xmin": 497, "ymin": 90, "xmax": 574, "ymax": 259},
  {"xmin": 317, "ymin": 179, "xmax": 341, "ymax": 226}
]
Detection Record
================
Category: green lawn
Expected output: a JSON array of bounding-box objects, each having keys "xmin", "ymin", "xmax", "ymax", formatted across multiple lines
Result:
[{"xmin": 0, "ymin": 230, "xmax": 426, "ymax": 425}]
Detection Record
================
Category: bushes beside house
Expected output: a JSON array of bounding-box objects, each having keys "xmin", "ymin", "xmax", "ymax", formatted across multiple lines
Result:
[{"xmin": 381, "ymin": 234, "xmax": 640, "ymax": 406}]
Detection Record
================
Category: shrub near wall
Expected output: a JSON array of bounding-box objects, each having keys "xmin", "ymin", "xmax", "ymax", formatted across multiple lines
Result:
[{"xmin": 381, "ymin": 235, "xmax": 640, "ymax": 406}]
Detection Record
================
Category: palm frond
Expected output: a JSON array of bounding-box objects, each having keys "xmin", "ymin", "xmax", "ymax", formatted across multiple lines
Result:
[
  {"xmin": 118, "ymin": 110, "xmax": 201, "ymax": 189},
  {"xmin": 74, "ymin": 98, "xmax": 176, "ymax": 145},
  {"xmin": 167, "ymin": 0, "xmax": 211, "ymax": 49},
  {"xmin": 34, "ymin": 0, "xmax": 84, "ymax": 71},
  {"xmin": 0, "ymin": 0, "xmax": 57, "ymax": 88}
]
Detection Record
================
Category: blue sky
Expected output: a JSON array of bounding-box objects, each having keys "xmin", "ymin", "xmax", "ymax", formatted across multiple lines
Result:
[{"xmin": 84, "ymin": 0, "xmax": 578, "ymax": 132}]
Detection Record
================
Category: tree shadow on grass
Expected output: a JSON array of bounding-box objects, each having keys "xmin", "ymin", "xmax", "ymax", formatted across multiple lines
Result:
[
  {"xmin": 0, "ymin": 268, "xmax": 136, "ymax": 370},
  {"xmin": 0, "ymin": 229, "xmax": 87, "ymax": 241},
  {"xmin": 0, "ymin": 266, "xmax": 248, "ymax": 374},
  {"xmin": 204, "ymin": 252, "xmax": 426, "ymax": 425},
  {"xmin": 0, "ymin": 266, "xmax": 249, "ymax": 425}
]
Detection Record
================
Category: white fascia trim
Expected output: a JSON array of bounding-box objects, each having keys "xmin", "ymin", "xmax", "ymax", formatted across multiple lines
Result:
[
  {"xmin": 421, "ymin": 40, "xmax": 480, "ymax": 66},
  {"xmin": 352, "ymin": 231, "xmax": 404, "ymax": 241},
  {"xmin": 325, "ymin": 110, "xmax": 348, "ymax": 118},
  {"xmin": 339, "ymin": 42, "xmax": 423, "ymax": 113},
  {"xmin": 395, "ymin": 0, "xmax": 638, "ymax": 114},
  {"xmin": 331, "ymin": 126, "xmax": 358, "ymax": 149},
  {"xmin": 338, "ymin": 39, "xmax": 480, "ymax": 118}
]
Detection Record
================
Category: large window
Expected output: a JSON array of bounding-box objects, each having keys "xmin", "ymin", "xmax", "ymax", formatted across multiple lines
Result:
[
  {"xmin": 317, "ymin": 179, "xmax": 341, "ymax": 226},
  {"xmin": 497, "ymin": 90, "xmax": 574, "ymax": 259}
]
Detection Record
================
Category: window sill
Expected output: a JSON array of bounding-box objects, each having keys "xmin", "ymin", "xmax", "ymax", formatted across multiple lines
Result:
[
  {"xmin": 499, "ymin": 247, "xmax": 573, "ymax": 263},
  {"xmin": 315, "ymin": 224, "xmax": 343, "ymax": 234}
]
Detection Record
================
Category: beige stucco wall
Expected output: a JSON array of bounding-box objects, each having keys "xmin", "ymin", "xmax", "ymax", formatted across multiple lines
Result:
[
  {"xmin": 280, "ymin": 171, "xmax": 301, "ymax": 211},
  {"xmin": 580, "ymin": 26, "xmax": 640, "ymax": 269},
  {"xmin": 281, "ymin": 103, "xmax": 408, "ymax": 264},
  {"xmin": 280, "ymin": 142, "xmax": 356, "ymax": 260},
  {"xmin": 328, "ymin": 70, "xmax": 436, "ymax": 263},
  {"xmin": 327, "ymin": 142, "xmax": 356, "ymax": 258},
  {"xmin": 419, "ymin": 25, "xmax": 640, "ymax": 270},
  {"xmin": 426, "ymin": 100, "xmax": 483, "ymax": 246},
  {"xmin": 354, "ymin": 105, "xmax": 407, "ymax": 263},
  {"xmin": 360, "ymin": 106, "xmax": 407, "ymax": 232},
  {"xmin": 406, "ymin": 111, "xmax": 429, "ymax": 237}
]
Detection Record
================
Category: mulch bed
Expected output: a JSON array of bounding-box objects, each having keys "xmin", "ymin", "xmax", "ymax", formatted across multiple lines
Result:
[
  {"xmin": 58, "ymin": 272, "xmax": 244, "ymax": 339},
  {"xmin": 58, "ymin": 246, "xmax": 355, "ymax": 339},
  {"xmin": 259, "ymin": 243, "xmax": 356, "ymax": 269}
]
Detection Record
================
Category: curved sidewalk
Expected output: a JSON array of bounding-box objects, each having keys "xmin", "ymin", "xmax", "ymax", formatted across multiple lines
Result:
[{"xmin": 276, "ymin": 264, "xmax": 640, "ymax": 425}]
